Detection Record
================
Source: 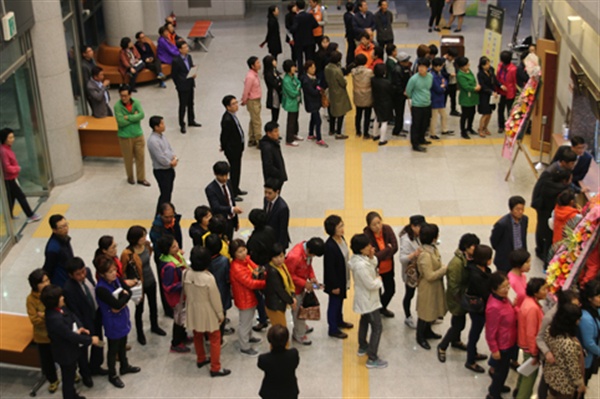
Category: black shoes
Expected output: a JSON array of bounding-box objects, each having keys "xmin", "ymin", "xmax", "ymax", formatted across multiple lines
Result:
[
  {"xmin": 108, "ymin": 375, "xmax": 125, "ymax": 388},
  {"xmin": 210, "ymin": 369, "xmax": 231, "ymax": 377},
  {"xmin": 252, "ymin": 322, "xmax": 268, "ymax": 332},
  {"xmin": 465, "ymin": 362, "xmax": 485, "ymax": 373},
  {"xmin": 233, "ymin": 196, "xmax": 243, "ymax": 202},
  {"xmin": 238, "ymin": 190, "xmax": 248, "ymax": 196},
  {"xmin": 137, "ymin": 333, "xmax": 146, "ymax": 345},
  {"xmin": 378, "ymin": 140, "xmax": 388, "ymax": 146},
  {"xmin": 437, "ymin": 346, "xmax": 446, "ymax": 363},
  {"xmin": 417, "ymin": 339, "xmax": 431, "ymax": 350},
  {"xmin": 380, "ymin": 308, "xmax": 395, "ymax": 318},
  {"xmin": 329, "ymin": 331, "xmax": 348, "ymax": 339},
  {"xmin": 197, "ymin": 358, "xmax": 210, "ymax": 368},
  {"xmin": 441, "ymin": 130, "xmax": 455, "ymax": 135},
  {"xmin": 189, "ymin": 121, "xmax": 202, "ymax": 127},
  {"xmin": 180, "ymin": 125, "xmax": 187, "ymax": 134},
  {"xmin": 91, "ymin": 367, "xmax": 109, "ymax": 376},
  {"xmin": 120, "ymin": 366, "xmax": 141, "ymax": 375},
  {"xmin": 151, "ymin": 326, "xmax": 167, "ymax": 336},
  {"xmin": 451, "ymin": 341, "xmax": 468, "ymax": 351},
  {"xmin": 450, "ymin": 110, "xmax": 461, "ymax": 117},
  {"xmin": 340, "ymin": 321, "xmax": 354, "ymax": 329},
  {"xmin": 426, "ymin": 331, "xmax": 442, "ymax": 339},
  {"xmin": 421, "ymin": 140, "xmax": 432, "ymax": 145},
  {"xmin": 461, "ymin": 133, "xmax": 471, "ymax": 139},
  {"xmin": 82, "ymin": 376, "xmax": 93, "ymax": 388},
  {"xmin": 413, "ymin": 146, "xmax": 427, "ymax": 152}
]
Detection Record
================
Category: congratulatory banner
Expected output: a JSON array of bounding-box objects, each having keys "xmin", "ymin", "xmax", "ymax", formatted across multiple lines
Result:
[{"xmin": 482, "ymin": 4, "xmax": 504, "ymax": 68}]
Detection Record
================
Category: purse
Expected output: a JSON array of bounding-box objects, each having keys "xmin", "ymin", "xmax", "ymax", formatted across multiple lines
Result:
[
  {"xmin": 125, "ymin": 253, "xmax": 141, "ymax": 281},
  {"xmin": 298, "ymin": 290, "xmax": 320, "ymax": 321},
  {"xmin": 405, "ymin": 257, "xmax": 420, "ymax": 288},
  {"xmin": 321, "ymin": 88, "xmax": 330, "ymax": 108},
  {"xmin": 461, "ymin": 292, "xmax": 484, "ymax": 313}
]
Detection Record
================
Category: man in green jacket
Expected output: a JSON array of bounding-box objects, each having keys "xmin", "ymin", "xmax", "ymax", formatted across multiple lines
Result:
[
  {"xmin": 114, "ymin": 85, "xmax": 150, "ymax": 186},
  {"xmin": 437, "ymin": 233, "xmax": 480, "ymax": 362}
]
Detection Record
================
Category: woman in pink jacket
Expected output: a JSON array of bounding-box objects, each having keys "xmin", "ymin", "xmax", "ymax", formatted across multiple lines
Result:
[
  {"xmin": 0, "ymin": 128, "xmax": 41, "ymax": 223},
  {"xmin": 485, "ymin": 272, "xmax": 518, "ymax": 399},
  {"xmin": 496, "ymin": 50, "xmax": 517, "ymax": 134}
]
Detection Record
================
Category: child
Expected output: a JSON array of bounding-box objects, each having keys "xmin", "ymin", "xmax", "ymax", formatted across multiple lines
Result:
[
  {"xmin": 552, "ymin": 189, "xmax": 581, "ymax": 244},
  {"xmin": 42, "ymin": 284, "xmax": 99, "ymax": 399},
  {"xmin": 405, "ymin": 58, "xmax": 433, "ymax": 152},
  {"xmin": 229, "ymin": 239, "xmax": 266, "ymax": 357},
  {"xmin": 26, "ymin": 269, "xmax": 59, "ymax": 393},
  {"xmin": 349, "ymin": 233, "xmax": 387, "ymax": 369},
  {"xmin": 370, "ymin": 63, "xmax": 393, "ymax": 146},
  {"xmin": 351, "ymin": 54, "xmax": 374, "ymax": 138},
  {"xmin": 281, "ymin": 59, "xmax": 303, "ymax": 146},
  {"xmin": 443, "ymin": 48, "xmax": 460, "ymax": 116},
  {"xmin": 429, "ymin": 57, "xmax": 451, "ymax": 140},
  {"xmin": 95, "ymin": 256, "xmax": 139, "ymax": 388},
  {"xmin": 301, "ymin": 60, "xmax": 328, "ymax": 147},
  {"xmin": 507, "ymin": 248, "xmax": 531, "ymax": 309},
  {"xmin": 157, "ymin": 235, "xmax": 190, "ymax": 354},
  {"xmin": 258, "ymin": 325, "xmax": 300, "ymax": 399},
  {"xmin": 456, "ymin": 56, "xmax": 480, "ymax": 139}
]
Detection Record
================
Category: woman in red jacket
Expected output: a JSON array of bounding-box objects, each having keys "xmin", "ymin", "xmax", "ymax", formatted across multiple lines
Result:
[
  {"xmin": 229, "ymin": 239, "xmax": 267, "ymax": 357},
  {"xmin": 0, "ymin": 128, "xmax": 41, "ymax": 223},
  {"xmin": 496, "ymin": 50, "xmax": 517, "ymax": 134},
  {"xmin": 485, "ymin": 272, "xmax": 518, "ymax": 399}
]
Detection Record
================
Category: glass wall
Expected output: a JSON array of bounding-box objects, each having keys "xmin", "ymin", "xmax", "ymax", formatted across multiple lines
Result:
[
  {"xmin": 0, "ymin": 170, "xmax": 13, "ymax": 254},
  {"xmin": 62, "ymin": 0, "xmax": 86, "ymax": 115}
]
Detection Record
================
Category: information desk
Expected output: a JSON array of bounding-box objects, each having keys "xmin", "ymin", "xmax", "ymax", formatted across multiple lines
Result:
[{"xmin": 77, "ymin": 115, "xmax": 122, "ymax": 158}]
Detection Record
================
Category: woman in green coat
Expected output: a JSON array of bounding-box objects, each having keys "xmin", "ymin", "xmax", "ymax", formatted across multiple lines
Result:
[
  {"xmin": 281, "ymin": 59, "xmax": 303, "ymax": 147},
  {"xmin": 324, "ymin": 51, "xmax": 350, "ymax": 139},
  {"xmin": 456, "ymin": 57, "xmax": 480, "ymax": 139}
]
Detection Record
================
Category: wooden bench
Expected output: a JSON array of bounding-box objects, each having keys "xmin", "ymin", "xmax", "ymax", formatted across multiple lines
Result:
[
  {"xmin": 188, "ymin": 20, "xmax": 214, "ymax": 52},
  {"xmin": 77, "ymin": 115, "xmax": 122, "ymax": 158},
  {"xmin": 96, "ymin": 40, "xmax": 172, "ymax": 85},
  {"xmin": 0, "ymin": 312, "xmax": 45, "ymax": 396}
]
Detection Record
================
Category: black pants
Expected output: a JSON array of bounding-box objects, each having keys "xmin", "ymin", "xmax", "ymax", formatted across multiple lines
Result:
[
  {"xmin": 135, "ymin": 282, "xmax": 160, "ymax": 336},
  {"xmin": 37, "ymin": 343, "xmax": 58, "ymax": 383},
  {"xmin": 286, "ymin": 111, "xmax": 299, "ymax": 143},
  {"xmin": 330, "ymin": 114, "xmax": 345, "ymax": 135},
  {"xmin": 460, "ymin": 105, "xmax": 476, "ymax": 134},
  {"xmin": 403, "ymin": 284, "xmax": 416, "ymax": 318},
  {"xmin": 177, "ymin": 88, "xmax": 196, "ymax": 128},
  {"xmin": 466, "ymin": 312, "xmax": 485, "ymax": 365},
  {"xmin": 256, "ymin": 290, "xmax": 268, "ymax": 324},
  {"xmin": 410, "ymin": 106, "xmax": 431, "ymax": 148},
  {"xmin": 346, "ymin": 39, "xmax": 356, "ymax": 66},
  {"xmin": 89, "ymin": 311, "xmax": 105, "ymax": 372},
  {"xmin": 270, "ymin": 107, "xmax": 280, "ymax": 123},
  {"xmin": 59, "ymin": 362, "xmax": 77, "ymax": 399},
  {"xmin": 355, "ymin": 107, "xmax": 372, "ymax": 135},
  {"xmin": 497, "ymin": 96, "xmax": 514, "ymax": 130},
  {"xmin": 429, "ymin": 0, "xmax": 445, "ymax": 27},
  {"xmin": 535, "ymin": 208, "xmax": 553, "ymax": 264},
  {"xmin": 380, "ymin": 270, "xmax": 395, "ymax": 310},
  {"xmin": 439, "ymin": 314, "xmax": 467, "ymax": 350},
  {"xmin": 296, "ymin": 44, "xmax": 316, "ymax": 75},
  {"xmin": 153, "ymin": 168, "xmax": 175, "ymax": 216},
  {"xmin": 309, "ymin": 111, "xmax": 322, "ymax": 140},
  {"xmin": 446, "ymin": 84, "xmax": 458, "ymax": 112},
  {"xmin": 358, "ymin": 310, "xmax": 383, "ymax": 361},
  {"xmin": 107, "ymin": 336, "xmax": 128, "ymax": 376},
  {"xmin": 172, "ymin": 320, "xmax": 187, "ymax": 347},
  {"xmin": 144, "ymin": 57, "xmax": 163, "ymax": 76},
  {"xmin": 225, "ymin": 152, "xmax": 242, "ymax": 196},
  {"xmin": 4, "ymin": 179, "xmax": 33, "ymax": 217},
  {"xmin": 416, "ymin": 318, "xmax": 434, "ymax": 342},
  {"xmin": 488, "ymin": 346, "xmax": 517, "ymax": 399},
  {"xmin": 392, "ymin": 95, "xmax": 407, "ymax": 134},
  {"xmin": 127, "ymin": 62, "xmax": 146, "ymax": 90},
  {"xmin": 154, "ymin": 253, "xmax": 174, "ymax": 318}
]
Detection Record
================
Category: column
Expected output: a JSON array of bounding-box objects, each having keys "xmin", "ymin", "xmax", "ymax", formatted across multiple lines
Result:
[
  {"xmin": 30, "ymin": 0, "xmax": 83, "ymax": 185},
  {"xmin": 103, "ymin": 0, "xmax": 145, "ymax": 47}
]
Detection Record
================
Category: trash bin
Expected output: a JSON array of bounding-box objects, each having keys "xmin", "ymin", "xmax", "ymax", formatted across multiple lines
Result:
[{"xmin": 440, "ymin": 35, "xmax": 465, "ymax": 57}]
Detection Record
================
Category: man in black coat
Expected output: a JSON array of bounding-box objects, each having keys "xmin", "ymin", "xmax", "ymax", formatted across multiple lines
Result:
[
  {"xmin": 42, "ymin": 284, "xmax": 99, "ymax": 399},
  {"xmin": 259, "ymin": 121, "xmax": 288, "ymax": 186},
  {"xmin": 264, "ymin": 178, "xmax": 290, "ymax": 251},
  {"xmin": 343, "ymin": 2, "xmax": 356, "ymax": 65},
  {"xmin": 205, "ymin": 161, "xmax": 243, "ymax": 241},
  {"xmin": 290, "ymin": 0, "xmax": 319, "ymax": 75},
  {"xmin": 551, "ymin": 136, "xmax": 593, "ymax": 189},
  {"xmin": 171, "ymin": 41, "xmax": 201, "ymax": 133},
  {"xmin": 63, "ymin": 258, "xmax": 107, "ymax": 380},
  {"xmin": 352, "ymin": 0, "xmax": 375, "ymax": 39},
  {"xmin": 220, "ymin": 95, "xmax": 247, "ymax": 198},
  {"xmin": 489, "ymin": 196, "xmax": 529, "ymax": 272}
]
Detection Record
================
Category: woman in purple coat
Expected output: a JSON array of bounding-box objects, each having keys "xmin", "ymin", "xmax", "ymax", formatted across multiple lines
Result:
[{"xmin": 157, "ymin": 26, "xmax": 180, "ymax": 65}]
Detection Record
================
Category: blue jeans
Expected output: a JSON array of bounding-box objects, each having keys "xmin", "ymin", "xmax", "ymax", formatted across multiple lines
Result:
[
  {"xmin": 488, "ymin": 345, "xmax": 518, "ymax": 399},
  {"xmin": 309, "ymin": 111, "xmax": 322, "ymax": 140},
  {"xmin": 327, "ymin": 295, "xmax": 344, "ymax": 335},
  {"xmin": 466, "ymin": 312, "xmax": 486, "ymax": 365}
]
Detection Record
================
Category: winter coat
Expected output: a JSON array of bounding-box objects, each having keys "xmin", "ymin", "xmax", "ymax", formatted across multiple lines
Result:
[
  {"xmin": 184, "ymin": 270, "xmax": 224, "ymax": 333},
  {"xmin": 350, "ymin": 254, "xmax": 382, "ymax": 314},
  {"xmin": 300, "ymin": 74, "xmax": 322, "ymax": 113},
  {"xmin": 351, "ymin": 66, "xmax": 374, "ymax": 107},
  {"xmin": 496, "ymin": 62, "xmax": 517, "ymax": 100},
  {"xmin": 430, "ymin": 70, "xmax": 447, "ymax": 109},
  {"xmin": 282, "ymin": 73, "xmax": 302, "ymax": 113},
  {"xmin": 371, "ymin": 76, "xmax": 394, "ymax": 121},
  {"xmin": 457, "ymin": 69, "xmax": 479, "ymax": 107},
  {"xmin": 324, "ymin": 63, "xmax": 352, "ymax": 117},
  {"xmin": 230, "ymin": 256, "xmax": 266, "ymax": 310},
  {"xmin": 416, "ymin": 244, "xmax": 447, "ymax": 322}
]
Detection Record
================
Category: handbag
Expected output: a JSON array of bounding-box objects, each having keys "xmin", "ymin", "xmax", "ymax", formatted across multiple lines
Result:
[
  {"xmin": 461, "ymin": 292, "xmax": 484, "ymax": 313},
  {"xmin": 321, "ymin": 88, "xmax": 330, "ymax": 108},
  {"xmin": 125, "ymin": 253, "xmax": 141, "ymax": 281},
  {"xmin": 298, "ymin": 290, "xmax": 320, "ymax": 321},
  {"xmin": 405, "ymin": 257, "xmax": 420, "ymax": 288}
]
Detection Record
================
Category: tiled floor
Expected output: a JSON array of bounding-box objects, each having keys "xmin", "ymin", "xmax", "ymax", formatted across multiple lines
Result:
[{"xmin": 2, "ymin": 2, "xmax": 598, "ymax": 399}]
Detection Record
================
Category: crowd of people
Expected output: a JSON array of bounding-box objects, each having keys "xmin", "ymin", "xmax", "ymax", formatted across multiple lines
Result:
[{"xmin": 5, "ymin": 1, "xmax": 597, "ymax": 399}]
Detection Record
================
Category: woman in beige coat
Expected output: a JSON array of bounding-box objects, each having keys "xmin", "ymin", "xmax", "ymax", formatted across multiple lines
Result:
[
  {"xmin": 184, "ymin": 246, "xmax": 231, "ymax": 377},
  {"xmin": 324, "ymin": 50, "xmax": 351, "ymax": 138},
  {"xmin": 351, "ymin": 54, "xmax": 374, "ymax": 138},
  {"xmin": 416, "ymin": 223, "xmax": 448, "ymax": 350}
]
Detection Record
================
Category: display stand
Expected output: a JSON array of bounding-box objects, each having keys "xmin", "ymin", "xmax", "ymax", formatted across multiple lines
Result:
[{"xmin": 505, "ymin": 139, "xmax": 538, "ymax": 181}]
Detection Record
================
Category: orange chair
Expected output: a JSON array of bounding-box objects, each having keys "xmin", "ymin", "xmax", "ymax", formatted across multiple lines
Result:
[{"xmin": 96, "ymin": 41, "xmax": 171, "ymax": 85}]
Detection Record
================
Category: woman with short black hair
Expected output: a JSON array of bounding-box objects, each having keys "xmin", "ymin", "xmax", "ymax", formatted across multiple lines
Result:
[
  {"xmin": 399, "ymin": 215, "xmax": 426, "ymax": 328},
  {"xmin": 118, "ymin": 37, "xmax": 144, "ymax": 92},
  {"xmin": 258, "ymin": 325, "xmax": 300, "ymax": 399},
  {"xmin": 324, "ymin": 51, "xmax": 351, "ymax": 139},
  {"xmin": 261, "ymin": 5, "xmax": 282, "ymax": 60}
]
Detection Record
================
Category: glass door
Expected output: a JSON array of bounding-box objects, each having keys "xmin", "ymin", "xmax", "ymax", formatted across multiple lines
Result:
[{"xmin": 0, "ymin": 168, "xmax": 15, "ymax": 256}]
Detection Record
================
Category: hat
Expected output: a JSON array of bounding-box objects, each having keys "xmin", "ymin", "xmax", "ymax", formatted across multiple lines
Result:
[
  {"xmin": 398, "ymin": 52, "xmax": 411, "ymax": 62},
  {"xmin": 409, "ymin": 215, "xmax": 426, "ymax": 226}
]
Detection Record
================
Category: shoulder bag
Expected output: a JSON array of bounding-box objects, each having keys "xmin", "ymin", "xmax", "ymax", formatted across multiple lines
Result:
[{"xmin": 298, "ymin": 290, "xmax": 320, "ymax": 321}]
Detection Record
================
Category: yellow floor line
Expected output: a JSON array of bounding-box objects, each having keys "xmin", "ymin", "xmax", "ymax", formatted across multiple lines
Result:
[{"xmin": 32, "ymin": 204, "xmax": 70, "ymax": 238}]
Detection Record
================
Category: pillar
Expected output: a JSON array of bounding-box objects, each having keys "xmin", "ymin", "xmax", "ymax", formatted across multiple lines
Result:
[
  {"xmin": 30, "ymin": 0, "xmax": 83, "ymax": 185},
  {"xmin": 103, "ymin": 0, "xmax": 145, "ymax": 47}
]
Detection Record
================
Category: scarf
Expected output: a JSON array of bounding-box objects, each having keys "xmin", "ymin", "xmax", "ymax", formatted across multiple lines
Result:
[
  {"xmin": 159, "ymin": 252, "xmax": 186, "ymax": 268},
  {"xmin": 272, "ymin": 262, "xmax": 295, "ymax": 296}
]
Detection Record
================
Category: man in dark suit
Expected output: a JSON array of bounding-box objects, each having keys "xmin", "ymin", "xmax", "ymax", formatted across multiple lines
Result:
[
  {"xmin": 352, "ymin": 0, "xmax": 376, "ymax": 39},
  {"xmin": 259, "ymin": 122, "xmax": 288, "ymax": 186},
  {"xmin": 551, "ymin": 136, "xmax": 593, "ymax": 190},
  {"xmin": 205, "ymin": 161, "xmax": 243, "ymax": 241},
  {"xmin": 490, "ymin": 196, "xmax": 529, "ymax": 272},
  {"xmin": 86, "ymin": 66, "xmax": 112, "ymax": 118},
  {"xmin": 264, "ymin": 178, "xmax": 290, "ymax": 251},
  {"xmin": 42, "ymin": 284, "xmax": 99, "ymax": 399},
  {"xmin": 290, "ymin": 0, "xmax": 319, "ymax": 75},
  {"xmin": 220, "ymin": 95, "xmax": 247, "ymax": 199},
  {"xmin": 171, "ymin": 41, "xmax": 201, "ymax": 133},
  {"xmin": 63, "ymin": 258, "xmax": 107, "ymax": 380}
]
